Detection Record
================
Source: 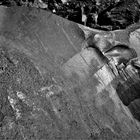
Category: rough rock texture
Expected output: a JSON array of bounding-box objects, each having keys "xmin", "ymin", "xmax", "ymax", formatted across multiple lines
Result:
[{"xmin": 0, "ymin": 6, "xmax": 140, "ymax": 140}]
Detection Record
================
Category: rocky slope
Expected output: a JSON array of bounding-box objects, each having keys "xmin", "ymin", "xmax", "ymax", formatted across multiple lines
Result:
[{"xmin": 0, "ymin": 6, "xmax": 140, "ymax": 140}]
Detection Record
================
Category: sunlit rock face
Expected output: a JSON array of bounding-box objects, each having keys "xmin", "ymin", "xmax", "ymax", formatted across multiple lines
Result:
[{"xmin": 0, "ymin": 6, "xmax": 140, "ymax": 140}]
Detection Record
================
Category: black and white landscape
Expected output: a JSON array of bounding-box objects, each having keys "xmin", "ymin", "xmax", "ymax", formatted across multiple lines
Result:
[
  {"xmin": 1, "ymin": 0, "xmax": 140, "ymax": 30},
  {"xmin": 0, "ymin": 1, "xmax": 140, "ymax": 140}
]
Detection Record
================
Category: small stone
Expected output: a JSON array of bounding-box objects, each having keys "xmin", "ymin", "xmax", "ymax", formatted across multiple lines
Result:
[{"xmin": 53, "ymin": 9, "xmax": 56, "ymax": 13}]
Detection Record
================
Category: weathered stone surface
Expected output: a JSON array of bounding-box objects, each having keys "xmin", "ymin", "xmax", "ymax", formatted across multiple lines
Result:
[{"xmin": 0, "ymin": 6, "xmax": 140, "ymax": 140}]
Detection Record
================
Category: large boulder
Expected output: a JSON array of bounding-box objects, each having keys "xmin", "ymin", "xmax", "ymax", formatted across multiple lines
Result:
[{"xmin": 0, "ymin": 6, "xmax": 140, "ymax": 140}]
